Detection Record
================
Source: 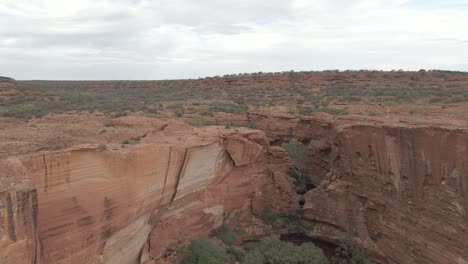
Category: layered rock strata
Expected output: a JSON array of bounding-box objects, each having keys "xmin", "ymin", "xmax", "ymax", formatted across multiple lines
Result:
[
  {"xmin": 0, "ymin": 127, "xmax": 296, "ymax": 264},
  {"xmin": 302, "ymin": 125, "xmax": 468, "ymax": 264}
]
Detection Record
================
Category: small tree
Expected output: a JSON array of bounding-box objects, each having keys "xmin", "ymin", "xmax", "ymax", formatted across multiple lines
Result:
[
  {"xmin": 281, "ymin": 139, "xmax": 307, "ymax": 172},
  {"xmin": 381, "ymin": 100, "xmax": 397, "ymax": 119},
  {"xmin": 281, "ymin": 139, "xmax": 308, "ymax": 192}
]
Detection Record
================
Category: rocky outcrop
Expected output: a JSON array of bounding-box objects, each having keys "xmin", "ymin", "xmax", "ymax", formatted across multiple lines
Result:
[
  {"xmin": 214, "ymin": 114, "xmax": 468, "ymax": 264},
  {"xmin": 303, "ymin": 125, "xmax": 468, "ymax": 264},
  {"xmin": 0, "ymin": 76, "xmax": 16, "ymax": 88},
  {"xmin": 0, "ymin": 128, "xmax": 296, "ymax": 264},
  {"xmin": 0, "ymin": 160, "xmax": 40, "ymax": 264}
]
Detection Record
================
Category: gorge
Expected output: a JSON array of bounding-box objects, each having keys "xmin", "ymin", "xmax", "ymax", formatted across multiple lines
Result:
[
  {"xmin": 1, "ymin": 113, "xmax": 467, "ymax": 264},
  {"xmin": 1, "ymin": 72, "xmax": 468, "ymax": 263}
]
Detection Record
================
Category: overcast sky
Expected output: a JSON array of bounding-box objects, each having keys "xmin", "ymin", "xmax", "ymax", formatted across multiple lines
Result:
[{"xmin": 1, "ymin": 0, "xmax": 467, "ymax": 80}]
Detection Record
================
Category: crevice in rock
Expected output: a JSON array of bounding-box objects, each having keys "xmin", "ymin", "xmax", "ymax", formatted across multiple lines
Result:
[
  {"xmin": 169, "ymin": 148, "xmax": 188, "ymax": 205},
  {"xmin": 159, "ymin": 146, "xmax": 172, "ymax": 207},
  {"xmin": 42, "ymin": 155, "xmax": 48, "ymax": 193},
  {"xmin": 6, "ymin": 193, "xmax": 17, "ymax": 241}
]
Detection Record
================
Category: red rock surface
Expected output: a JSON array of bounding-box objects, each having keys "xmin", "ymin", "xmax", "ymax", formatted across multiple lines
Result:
[
  {"xmin": 300, "ymin": 124, "xmax": 468, "ymax": 264},
  {"xmin": 0, "ymin": 117, "xmax": 296, "ymax": 264},
  {"xmin": 1, "ymin": 107, "xmax": 468, "ymax": 263}
]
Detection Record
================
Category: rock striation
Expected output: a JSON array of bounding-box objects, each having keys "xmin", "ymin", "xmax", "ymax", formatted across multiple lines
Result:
[
  {"xmin": 0, "ymin": 127, "xmax": 295, "ymax": 264},
  {"xmin": 301, "ymin": 125, "xmax": 468, "ymax": 264},
  {"xmin": 1, "ymin": 113, "xmax": 468, "ymax": 264}
]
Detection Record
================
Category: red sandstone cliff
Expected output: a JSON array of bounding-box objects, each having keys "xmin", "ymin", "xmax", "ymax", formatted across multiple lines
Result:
[
  {"xmin": 1, "ymin": 112, "xmax": 468, "ymax": 264},
  {"xmin": 0, "ymin": 124, "xmax": 296, "ymax": 264},
  {"xmin": 302, "ymin": 125, "xmax": 468, "ymax": 264}
]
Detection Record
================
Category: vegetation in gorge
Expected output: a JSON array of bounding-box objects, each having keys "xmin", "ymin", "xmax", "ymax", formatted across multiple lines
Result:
[
  {"xmin": 332, "ymin": 234, "xmax": 375, "ymax": 264},
  {"xmin": 179, "ymin": 239, "xmax": 226, "ymax": 264},
  {"xmin": 179, "ymin": 232, "xmax": 329, "ymax": 264},
  {"xmin": 281, "ymin": 138, "xmax": 310, "ymax": 194},
  {"xmin": 211, "ymin": 224, "xmax": 236, "ymax": 246},
  {"xmin": 243, "ymin": 235, "xmax": 328, "ymax": 264}
]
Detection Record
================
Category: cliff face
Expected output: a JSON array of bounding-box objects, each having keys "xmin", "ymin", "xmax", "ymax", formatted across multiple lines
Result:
[
  {"xmin": 303, "ymin": 125, "xmax": 468, "ymax": 264},
  {"xmin": 0, "ymin": 161, "xmax": 40, "ymax": 264},
  {"xmin": 1, "ymin": 113, "xmax": 468, "ymax": 264},
  {"xmin": 226, "ymin": 113, "xmax": 468, "ymax": 264},
  {"xmin": 0, "ymin": 128, "xmax": 296, "ymax": 264}
]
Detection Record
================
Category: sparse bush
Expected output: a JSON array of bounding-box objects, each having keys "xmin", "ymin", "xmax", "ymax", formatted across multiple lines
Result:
[
  {"xmin": 368, "ymin": 111, "xmax": 382, "ymax": 116},
  {"xmin": 174, "ymin": 109, "xmax": 184, "ymax": 117},
  {"xmin": 243, "ymin": 235, "xmax": 328, "ymax": 264},
  {"xmin": 262, "ymin": 206, "xmax": 278, "ymax": 225},
  {"xmin": 189, "ymin": 116, "xmax": 213, "ymax": 127},
  {"xmin": 298, "ymin": 106, "xmax": 316, "ymax": 115},
  {"xmin": 248, "ymin": 120, "xmax": 256, "ymax": 129},
  {"xmin": 321, "ymin": 108, "xmax": 348, "ymax": 116},
  {"xmin": 211, "ymin": 224, "xmax": 236, "ymax": 246},
  {"xmin": 179, "ymin": 239, "xmax": 226, "ymax": 264},
  {"xmin": 282, "ymin": 139, "xmax": 309, "ymax": 191},
  {"xmin": 5, "ymin": 72, "xmax": 467, "ymax": 119},
  {"xmin": 381, "ymin": 100, "xmax": 397, "ymax": 119},
  {"xmin": 408, "ymin": 108, "xmax": 425, "ymax": 115},
  {"xmin": 332, "ymin": 234, "xmax": 375, "ymax": 264},
  {"xmin": 227, "ymin": 246, "xmax": 245, "ymax": 262},
  {"xmin": 208, "ymin": 102, "xmax": 246, "ymax": 114},
  {"xmin": 121, "ymin": 135, "xmax": 143, "ymax": 145},
  {"xmin": 429, "ymin": 97, "xmax": 443, "ymax": 104}
]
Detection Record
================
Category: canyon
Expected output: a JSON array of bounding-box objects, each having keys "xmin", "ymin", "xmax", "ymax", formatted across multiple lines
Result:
[{"xmin": 1, "ymin": 73, "xmax": 468, "ymax": 263}]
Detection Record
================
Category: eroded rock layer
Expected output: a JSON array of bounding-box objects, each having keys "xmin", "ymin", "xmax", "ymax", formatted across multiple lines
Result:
[
  {"xmin": 303, "ymin": 125, "xmax": 468, "ymax": 264},
  {"xmin": 1, "ymin": 114, "xmax": 468, "ymax": 264},
  {"xmin": 0, "ymin": 127, "xmax": 295, "ymax": 264}
]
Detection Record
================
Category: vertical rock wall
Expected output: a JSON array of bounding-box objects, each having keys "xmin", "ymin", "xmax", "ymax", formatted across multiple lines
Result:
[
  {"xmin": 303, "ymin": 125, "xmax": 468, "ymax": 264},
  {"xmin": 0, "ymin": 130, "xmax": 296, "ymax": 264},
  {"xmin": 0, "ymin": 159, "xmax": 40, "ymax": 264}
]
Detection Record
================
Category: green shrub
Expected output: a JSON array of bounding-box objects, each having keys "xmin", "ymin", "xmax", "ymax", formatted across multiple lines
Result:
[
  {"xmin": 211, "ymin": 224, "xmax": 236, "ymax": 245},
  {"xmin": 281, "ymin": 139, "xmax": 307, "ymax": 171},
  {"xmin": 263, "ymin": 206, "xmax": 278, "ymax": 225},
  {"xmin": 429, "ymin": 97, "xmax": 444, "ymax": 104},
  {"xmin": 179, "ymin": 239, "xmax": 226, "ymax": 264},
  {"xmin": 243, "ymin": 249, "xmax": 265, "ymax": 264},
  {"xmin": 408, "ymin": 108, "xmax": 425, "ymax": 115},
  {"xmin": 368, "ymin": 111, "xmax": 382, "ymax": 116},
  {"xmin": 248, "ymin": 120, "xmax": 256, "ymax": 129},
  {"xmin": 333, "ymin": 234, "xmax": 375, "ymax": 264},
  {"xmin": 243, "ymin": 235, "xmax": 328, "ymax": 264},
  {"xmin": 381, "ymin": 100, "xmax": 397, "ymax": 118},
  {"xmin": 281, "ymin": 139, "xmax": 309, "ymax": 190},
  {"xmin": 174, "ymin": 109, "xmax": 184, "ymax": 117},
  {"xmin": 189, "ymin": 116, "xmax": 213, "ymax": 127},
  {"xmin": 227, "ymin": 246, "xmax": 245, "ymax": 262},
  {"xmin": 320, "ymin": 107, "xmax": 348, "ymax": 116},
  {"xmin": 298, "ymin": 106, "xmax": 316, "ymax": 115},
  {"xmin": 208, "ymin": 102, "xmax": 246, "ymax": 114},
  {"xmin": 121, "ymin": 136, "xmax": 143, "ymax": 145}
]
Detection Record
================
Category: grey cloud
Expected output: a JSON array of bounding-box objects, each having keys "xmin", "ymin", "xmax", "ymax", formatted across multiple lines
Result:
[{"xmin": 0, "ymin": 0, "xmax": 467, "ymax": 80}]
